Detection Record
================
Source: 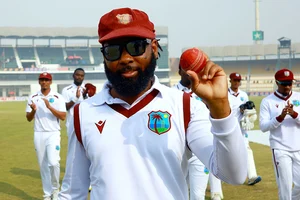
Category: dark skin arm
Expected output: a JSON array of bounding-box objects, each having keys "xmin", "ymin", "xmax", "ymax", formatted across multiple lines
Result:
[{"xmin": 26, "ymin": 100, "xmax": 37, "ymax": 122}]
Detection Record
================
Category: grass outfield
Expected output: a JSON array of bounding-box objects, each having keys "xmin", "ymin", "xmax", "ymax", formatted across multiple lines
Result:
[{"xmin": 0, "ymin": 99, "xmax": 278, "ymax": 200}]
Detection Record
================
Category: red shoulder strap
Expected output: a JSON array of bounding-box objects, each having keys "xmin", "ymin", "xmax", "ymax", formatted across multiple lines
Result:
[
  {"xmin": 74, "ymin": 103, "xmax": 83, "ymax": 146},
  {"xmin": 183, "ymin": 92, "xmax": 191, "ymax": 133}
]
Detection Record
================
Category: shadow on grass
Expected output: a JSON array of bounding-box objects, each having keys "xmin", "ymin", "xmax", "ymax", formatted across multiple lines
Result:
[
  {"xmin": 10, "ymin": 168, "xmax": 40, "ymax": 179},
  {"xmin": 0, "ymin": 182, "xmax": 40, "ymax": 200}
]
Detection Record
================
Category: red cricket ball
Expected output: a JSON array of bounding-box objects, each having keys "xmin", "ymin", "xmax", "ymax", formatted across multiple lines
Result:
[{"xmin": 179, "ymin": 47, "xmax": 208, "ymax": 74}]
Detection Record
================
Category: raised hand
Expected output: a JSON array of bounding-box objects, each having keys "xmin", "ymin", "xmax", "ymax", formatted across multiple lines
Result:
[
  {"xmin": 29, "ymin": 100, "xmax": 37, "ymax": 111},
  {"xmin": 76, "ymin": 86, "xmax": 81, "ymax": 98},
  {"xmin": 286, "ymin": 100, "xmax": 295, "ymax": 116},
  {"xmin": 186, "ymin": 61, "xmax": 230, "ymax": 119}
]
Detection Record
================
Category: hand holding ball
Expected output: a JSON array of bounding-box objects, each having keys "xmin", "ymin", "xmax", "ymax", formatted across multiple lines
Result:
[{"xmin": 179, "ymin": 47, "xmax": 208, "ymax": 74}]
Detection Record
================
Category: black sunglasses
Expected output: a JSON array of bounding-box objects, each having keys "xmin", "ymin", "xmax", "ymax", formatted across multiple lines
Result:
[
  {"xmin": 101, "ymin": 39, "xmax": 151, "ymax": 61},
  {"xmin": 276, "ymin": 80, "xmax": 293, "ymax": 86}
]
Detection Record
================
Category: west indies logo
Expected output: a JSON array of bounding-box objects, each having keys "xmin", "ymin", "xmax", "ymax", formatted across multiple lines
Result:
[
  {"xmin": 292, "ymin": 100, "xmax": 300, "ymax": 107},
  {"xmin": 148, "ymin": 111, "xmax": 171, "ymax": 135}
]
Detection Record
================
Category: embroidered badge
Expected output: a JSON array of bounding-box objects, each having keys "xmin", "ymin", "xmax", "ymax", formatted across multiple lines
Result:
[
  {"xmin": 56, "ymin": 145, "xmax": 60, "ymax": 150},
  {"xmin": 116, "ymin": 14, "xmax": 133, "ymax": 24},
  {"xmin": 49, "ymin": 98, "xmax": 54, "ymax": 103},
  {"xmin": 148, "ymin": 111, "xmax": 171, "ymax": 135},
  {"xmin": 240, "ymin": 97, "xmax": 244, "ymax": 101},
  {"xmin": 292, "ymin": 100, "xmax": 300, "ymax": 107},
  {"xmin": 284, "ymin": 71, "xmax": 290, "ymax": 77}
]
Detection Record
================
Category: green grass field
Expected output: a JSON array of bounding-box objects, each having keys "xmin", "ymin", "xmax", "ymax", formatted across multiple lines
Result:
[{"xmin": 0, "ymin": 98, "xmax": 278, "ymax": 200}]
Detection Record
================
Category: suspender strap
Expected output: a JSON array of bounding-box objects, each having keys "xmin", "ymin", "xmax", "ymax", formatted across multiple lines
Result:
[
  {"xmin": 183, "ymin": 92, "xmax": 191, "ymax": 133},
  {"xmin": 74, "ymin": 103, "xmax": 83, "ymax": 146}
]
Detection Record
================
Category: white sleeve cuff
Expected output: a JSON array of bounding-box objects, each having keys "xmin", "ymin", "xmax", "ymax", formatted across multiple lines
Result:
[{"xmin": 209, "ymin": 112, "xmax": 237, "ymax": 135}]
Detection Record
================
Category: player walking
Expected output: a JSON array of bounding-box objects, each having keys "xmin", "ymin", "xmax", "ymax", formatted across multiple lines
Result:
[
  {"xmin": 26, "ymin": 72, "xmax": 66, "ymax": 200},
  {"xmin": 260, "ymin": 68, "xmax": 300, "ymax": 200},
  {"xmin": 59, "ymin": 7, "xmax": 247, "ymax": 200},
  {"xmin": 228, "ymin": 72, "xmax": 262, "ymax": 186}
]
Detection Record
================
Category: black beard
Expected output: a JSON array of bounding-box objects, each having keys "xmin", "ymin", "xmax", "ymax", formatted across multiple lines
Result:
[
  {"xmin": 74, "ymin": 81, "xmax": 82, "ymax": 86},
  {"xmin": 104, "ymin": 53, "xmax": 156, "ymax": 97}
]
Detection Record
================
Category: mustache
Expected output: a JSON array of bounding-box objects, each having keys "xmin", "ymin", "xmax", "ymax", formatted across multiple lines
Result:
[{"xmin": 117, "ymin": 66, "xmax": 139, "ymax": 73}]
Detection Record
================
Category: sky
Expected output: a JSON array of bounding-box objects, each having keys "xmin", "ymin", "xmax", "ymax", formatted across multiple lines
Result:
[{"xmin": 0, "ymin": 0, "xmax": 299, "ymax": 57}]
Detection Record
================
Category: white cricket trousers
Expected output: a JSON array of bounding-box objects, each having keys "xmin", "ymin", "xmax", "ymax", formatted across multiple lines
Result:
[
  {"xmin": 272, "ymin": 149, "xmax": 300, "ymax": 200},
  {"xmin": 244, "ymin": 136, "xmax": 258, "ymax": 179},
  {"xmin": 188, "ymin": 154, "xmax": 223, "ymax": 200},
  {"xmin": 34, "ymin": 131, "xmax": 61, "ymax": 199}
]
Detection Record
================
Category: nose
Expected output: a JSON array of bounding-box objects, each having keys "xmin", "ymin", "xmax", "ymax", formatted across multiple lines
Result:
[{"xmin": 118, "ymin": 48, "xmax": 134, "ymax": 64}]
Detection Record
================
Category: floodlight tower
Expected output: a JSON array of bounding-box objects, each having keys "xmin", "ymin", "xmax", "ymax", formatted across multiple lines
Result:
[
  {"xmin": 252, "ymin": 0, "xmax": 264, "ymax": 54},
  {"xmin": 255, "ymin": 0, "xmax": 260, "ymax": 45},
  {"xmin": 276, "ymin": 37, "xmax": 292, "ymax": 71}
]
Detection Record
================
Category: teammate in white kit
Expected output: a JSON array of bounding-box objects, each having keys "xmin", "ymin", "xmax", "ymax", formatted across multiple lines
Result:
[
  {"xmin": 59, "ymin": 7, "xmax": 247, "ymax": 200},
  {"xmin": 228, "ymin": 72, "xmax": 262, "ymax": 186},
  {"xmin": 260, "ymin": 68, "xmax": 300, "ymax": 200},
  {"xmin": 26, "ymin": 72, "xmax": 66, "ymax": 200},
  {"xmin": 61, "ymin": 68, "xmax": 96, "ymax": 192},
  {"xmin": 174, "ymin": 66, "xmax": 223, "ymax": 200},
  {"xmin": 61, "ymin": 68, "xmax": 86, "ymax": 134},
  {"xmin": 61, "ymin": 68, "xmax": 96, "ymax": 133}
]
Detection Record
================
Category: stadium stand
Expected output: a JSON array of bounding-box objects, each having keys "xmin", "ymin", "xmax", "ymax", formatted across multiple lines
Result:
[
  {"xmin": 91, "ymin": 46, "xmax": 104, "ymax": 65},
  {"xmin": 17, "ymin": 46, "xmax": 35, "ymax": 60},
  {"xmin": 36, "ymin": 46, "xmax": 65, "ymax": 64}
]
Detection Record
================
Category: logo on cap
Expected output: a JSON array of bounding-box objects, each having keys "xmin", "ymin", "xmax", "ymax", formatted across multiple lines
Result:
[
  {"xmin": 116, "ymin": 14, "xmax": 133, "ymax": 24},
  {"xmin": 284, "ymin": 71, "xmax": 290, "ymax": 77}
]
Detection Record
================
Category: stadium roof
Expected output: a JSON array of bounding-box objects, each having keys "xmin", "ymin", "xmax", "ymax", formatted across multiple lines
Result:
[{"xmin": 0, "ymin": 26, "xmax": 168, "ymax": 39}]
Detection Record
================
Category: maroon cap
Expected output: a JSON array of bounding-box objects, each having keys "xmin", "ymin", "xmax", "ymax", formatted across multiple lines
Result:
[
  {"xmin": 98, "ymin": 7, "xmax": 156, "ymax": 43},
  {"xmin": 39, "ymin": 72, "xmax": 52, "ymax": 80},
  {"xmin": 229, "ymin": 73, "xmax": 242, "ymax": 80},
  {"xmin": 275, "ymin": 68, "xmax": 294, "ymax": 81}
]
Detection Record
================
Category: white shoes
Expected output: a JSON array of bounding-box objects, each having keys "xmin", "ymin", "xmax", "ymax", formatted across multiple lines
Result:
[
  {"xmin": 51, "ymin": 189, "xmax": 59, "ymax": 200},
  {"xmin": 211, "ymin": 193, "xmax": 223, "ymax": 200},
  {"xmin": 248, "ymin": 176, "xmax": 262, "ymax": 185},
  {"xmin": 44, "ymin": 197, "xmax": 51, "ymax": 200}
]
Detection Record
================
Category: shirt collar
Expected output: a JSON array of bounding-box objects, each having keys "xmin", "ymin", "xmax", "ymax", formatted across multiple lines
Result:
[
  {"xmin": 37, "ymin": 89, "xmax": 55, "ymax": 97},
  {"xmin": 72, "ymin": 82, "xmax": 85, "ymax": 89},
  {"xmin": 228, "ymin": 87, "xmax": 240, "ymax": 95},
  {"xmin": 175, "ymin": 82, "xmax": 191, "ymax": 93},
  {"xmin": 89, "ymin": 75, "xmax": 166, "ymax": 106}
]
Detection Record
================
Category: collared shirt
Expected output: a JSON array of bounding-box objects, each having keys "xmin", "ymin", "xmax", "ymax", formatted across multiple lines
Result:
[
  {"xmin": 228, "ymin": 88, "xmax": 249, "ymax": 133},
  {"xmin": 260, "ymin": 91, "xmax": 300, "ymax": 151},
  {"xmin": 26, "ymin": 90, "xmax": 66, "ymax": 132},
  {"xmin": 62, "ymin": 83, "xmax": 86, "ymax": 128},
  {"xmin": 59, "ymin": 76, "xmax": 246, "ymax": 200}
]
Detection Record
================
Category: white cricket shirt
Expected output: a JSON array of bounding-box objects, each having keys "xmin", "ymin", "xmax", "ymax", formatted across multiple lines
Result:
[
  {"xmin": 59, "ymin": 76, "xmax": 247, "ymax": 200},
  {"xmin": 260, "ymin": 91, "xmax": 300, "ymax": 151},
  {"xmin": 26, "ymin": 90, "xmax": 66, "ymax": 132},
  {"xmin": 228, "ymin": 88, "xmax": 249, "ymax": 133},
  {"xmin": 61, "ymin": 83, "xmax": 85, "ymax": 128}
]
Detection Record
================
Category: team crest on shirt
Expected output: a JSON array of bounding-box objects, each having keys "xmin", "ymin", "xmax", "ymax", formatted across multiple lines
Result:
[
  {"xmin": 148, "ymin": 111, "xmax": 171, "ymax": 135},
  {"xmin": 49, "ymin": 98, "xmax": 54, "ymax": 103},
  {"xmin": 292, "ymin": 100, "xmax": 300, "ymax": 107},
  {"xmin": 240, "ymin": 97, "xmax": 244, "ymax": 101}
]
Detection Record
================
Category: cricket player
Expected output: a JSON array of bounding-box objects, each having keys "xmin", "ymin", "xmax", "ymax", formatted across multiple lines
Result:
[
  {"xmin": 228, "ymin": 72, "xmax": 262, "ymax": 185},
  {"xmin": 59, "ymin": 7, "xmax": 247, "ymax": 200},
  {"xmin": 61, "ymin": 68, "xmax": 86, "ymax": 133},
  {"xmin": 174, "ymin": 66, "xmax": 223, "ymax": 200},
  {"xmin": 26, "ymin": 72, "xmax": 66, "ymax": 200},
  {"xmin": 260, "ymin": 68, "xmax": 300, "ymax": 200}
]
